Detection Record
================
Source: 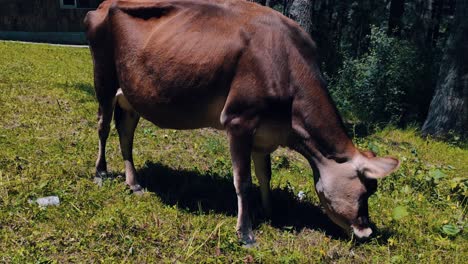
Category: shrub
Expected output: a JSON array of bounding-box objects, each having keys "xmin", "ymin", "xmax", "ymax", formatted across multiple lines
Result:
[{"xmin": 331, "ymin": 26, "xmax": 431, "ymax": 126}]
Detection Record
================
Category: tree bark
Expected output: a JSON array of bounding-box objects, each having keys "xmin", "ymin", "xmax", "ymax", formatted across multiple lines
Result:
[
  {"xmin": 288, "ymin": 0, "xmax": 313, "ymax": 34},
  {"xmin": 422, "ymin": 0, "xmax": 468, "ymax": 137},
  {"xmin": 426, "ymin": 0, "xmax": 443, "ymax": 47}
]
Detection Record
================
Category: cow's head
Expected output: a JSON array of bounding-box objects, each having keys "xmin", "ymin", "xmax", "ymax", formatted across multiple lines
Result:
[{"xmin": 314, "ymin": 150, "xmax": 399, "ymax": 239}]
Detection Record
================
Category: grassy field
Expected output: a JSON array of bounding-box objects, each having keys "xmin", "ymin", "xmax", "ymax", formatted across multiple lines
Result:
[{"xmin": 0, "ymin": 41, "xmax": 466, "ymax": 263}]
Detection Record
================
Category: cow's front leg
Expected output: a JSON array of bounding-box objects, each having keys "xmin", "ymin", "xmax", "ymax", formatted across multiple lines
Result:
[
  {"xmin": 114, "ymin": 91, "xmax": 141, "ymax": 194},
  {"xmin": 252, "ymin": 152, "xmax": 272, "ymax": 218},
  {"xmin": 228, "ymin": 132, "xmax": 255, "ymax": 246}
]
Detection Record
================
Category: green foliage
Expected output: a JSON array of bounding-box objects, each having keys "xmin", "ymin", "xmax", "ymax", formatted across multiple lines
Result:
[
  {"xmin": 0, "ymin": 42, "xmax": 467, "ymax": 263},
  {"xmin": 442, "ymin": 224, "xmax": 461, "ymax": 237},
  {"xmin": 391, "ymin": 206, "xmax": 409, "ymax": 221},
  {"xmin": 331, "ymin": 27, "xmax": 431, "ymax": 126}
]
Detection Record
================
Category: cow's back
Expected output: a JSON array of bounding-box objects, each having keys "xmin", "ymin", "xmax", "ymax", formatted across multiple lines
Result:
[
  {"xmin": 85, "ymin": 0, "xmax": 320, "ymax": 131},
  {"xmin": 110, "ymin": 1, "xmax": 252, "ymax": 99}
]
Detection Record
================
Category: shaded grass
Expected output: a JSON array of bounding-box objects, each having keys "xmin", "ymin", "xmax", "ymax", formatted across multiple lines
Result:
[
  {"xmin": 0, "ymin": 41, "xmax": 466, "ymax": 263},
  {"xmin": 137, "ymin": 161, "xmax": 344, "ymax": 238}
]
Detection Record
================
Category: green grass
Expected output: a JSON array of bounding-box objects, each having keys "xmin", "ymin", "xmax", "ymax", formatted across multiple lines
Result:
[{"xmin": 0, "ymin": 41, "xmax": 466, "ymax": 263}]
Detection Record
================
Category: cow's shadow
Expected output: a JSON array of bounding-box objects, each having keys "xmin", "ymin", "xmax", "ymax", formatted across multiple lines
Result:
[{"xmin": 136, "ymin": 161, "xmax": 347, "ymax": 239}]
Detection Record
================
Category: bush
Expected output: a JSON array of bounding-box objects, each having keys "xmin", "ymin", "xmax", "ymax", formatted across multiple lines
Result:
[{"xmin": 331, "ymin": 26, "xmax": 432, "ymax": 126}]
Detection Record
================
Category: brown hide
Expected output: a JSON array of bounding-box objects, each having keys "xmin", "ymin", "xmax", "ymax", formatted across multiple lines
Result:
[
  {"xmin": 85, "ymin": 0, "xmax": 399, "ymax": 243},
  {"xmin": 85, "ymin": 0, "xmax": 352, "ymax": 154}
]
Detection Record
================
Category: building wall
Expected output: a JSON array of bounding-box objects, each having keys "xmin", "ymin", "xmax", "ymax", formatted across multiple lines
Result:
[{"xmin": 0, "ymin": 0, "xmax": 103, "ymax": 43}]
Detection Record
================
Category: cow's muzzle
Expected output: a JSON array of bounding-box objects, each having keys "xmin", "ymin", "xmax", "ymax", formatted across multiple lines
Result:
[
  {"xmin": 351, "ymin": 224, "xmax": 373, "ymax": 239},
  {"xmin": 350, "ymin": 215, "xmax": 373, "ymax": 239}
]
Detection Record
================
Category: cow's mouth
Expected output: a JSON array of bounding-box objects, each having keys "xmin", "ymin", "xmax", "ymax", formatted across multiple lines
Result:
[{"xmin": 351, "ymin": 224, "xmax": 373, "ymax": 239}]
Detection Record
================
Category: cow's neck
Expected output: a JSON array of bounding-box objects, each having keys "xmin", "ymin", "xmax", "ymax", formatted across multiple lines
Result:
[
  {"xmin": 289, "ymin": 84, "xmax": 357, "ymax": 169},
  {"xmin": 291, "ymin": 135, "xmax": 356, "ymax": 172}
]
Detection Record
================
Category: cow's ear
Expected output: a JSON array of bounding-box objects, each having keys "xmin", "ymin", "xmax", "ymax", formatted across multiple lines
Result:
[
  {"xmin": 359, "ymin": 156, "xmax": 400, "ymax": 179},
  {"xmin": 361, "ymin": 150, "xmax": 377, "ymax": 158}
]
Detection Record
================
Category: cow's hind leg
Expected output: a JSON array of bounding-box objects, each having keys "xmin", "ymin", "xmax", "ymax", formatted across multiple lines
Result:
[
  {"xmin": 252, "ymin": 152, "xmax": 272, "ymax": 218},
  {"xmin": 95, "ymin": 100, "xmax": 114, "ymax": 183},
  {"xmin": 92, "ymin": 46, "xmax": 118, "ymax": 184},
  {"xmin": 114, "ymin": 89, "xmax": 141, "ymax": 193}
]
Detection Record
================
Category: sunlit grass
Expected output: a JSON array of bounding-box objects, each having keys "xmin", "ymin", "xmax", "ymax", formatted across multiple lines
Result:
[{"xmin": 0, "ymin": 41, "xmax": 466, "ymax": 263}]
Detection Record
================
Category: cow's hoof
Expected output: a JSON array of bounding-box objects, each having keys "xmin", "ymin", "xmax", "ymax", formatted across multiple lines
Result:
[
  {"xmin": 93, "ymin": 172, "xmax": 107, "ymax": 187},
  {"xmin": 96, "ymin": 171, "xmax": 108, "ymax": 178},
  {"xmin": 94, "ymin": 171, "xmax": 109, "ymax": 187},
  {"xmin": 93, "ymin": 177, "xmax": 103, "ymax": 187},
  {"xmin": 242, "ymin": 240, "xmax": 257, "ymax": 248},
  {"xmin": 95, "ymin": 171, "xmax": 110, "ymax": 185},
  {"xmin": 129, "ymin": 184, "xmax": 144, "ymax": 195},
  {"xmin": 237, "ymin": 231, "xmax": 256, "ymax": 248}
]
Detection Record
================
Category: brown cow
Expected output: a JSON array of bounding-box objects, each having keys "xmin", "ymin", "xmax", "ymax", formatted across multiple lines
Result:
[{"xmin": 84, "ymin": 0, "xmax": 399, "ymax": 245}]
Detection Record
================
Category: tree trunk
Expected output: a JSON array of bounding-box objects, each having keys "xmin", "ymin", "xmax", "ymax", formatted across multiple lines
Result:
[
  {"xmin": 248, "ymin": 0, "xmax": 266, "ymax": 5},
  {"xmin": 288, "ymin": 0, "xmax": 313, "ymax": 34},
  {"xmin": 388, "ymin": 0, "xmax": 405, "ymax": 36},
  {"xmin": 422, "ymin": 0, "xmax": 468, "ymax": 137},
  {"xmin": 283, "ymin": 0, "xmax": 294, "ymax": 15},
  {"xmin": 426, "ymin": 0, "xmax": 443, "ymax": 47}
]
